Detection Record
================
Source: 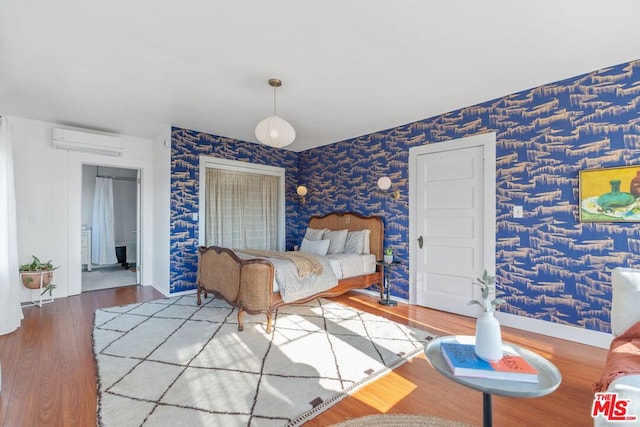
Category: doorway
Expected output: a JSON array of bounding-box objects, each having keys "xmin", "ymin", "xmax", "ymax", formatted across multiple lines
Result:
[
  {"xmin": 409, "ymin": 133, "xmax": 496, "ymax": 316},
  {"xmin": 81, "ymin": 165, "xmax": 140, "ymax": 291}
]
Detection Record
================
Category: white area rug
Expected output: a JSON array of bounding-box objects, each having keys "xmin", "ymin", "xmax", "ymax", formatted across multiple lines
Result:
[{"xmin": 93, "ymin": 295, "xmax": 435, "ymax": 427}]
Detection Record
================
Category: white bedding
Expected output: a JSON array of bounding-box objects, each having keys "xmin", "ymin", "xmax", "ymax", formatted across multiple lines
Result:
[
  {"xmin": 236, "ymin": 251, "xmax": 376, "ymax": 292},
  {"xmin": 272, "ymin": 253, "xmax": 376, "ymax": 293},
  {"xmin": 235, "ymin": 250, "xmax": 376, "ymax": 296},
  {"xmin": 327, "ymin": 253, "xmax": 377, "ymax": 279}
]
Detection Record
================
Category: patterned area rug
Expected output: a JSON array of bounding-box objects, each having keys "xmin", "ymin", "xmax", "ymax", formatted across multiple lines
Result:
[{"xmin": 93, "ymin": 295, "xmax": 436, "ymax": 427}]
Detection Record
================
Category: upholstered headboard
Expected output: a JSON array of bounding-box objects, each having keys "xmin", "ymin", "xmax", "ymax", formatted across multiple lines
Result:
[{"xmin": 309, "ymin": 212, "xmax": 384, "ymax": 261}]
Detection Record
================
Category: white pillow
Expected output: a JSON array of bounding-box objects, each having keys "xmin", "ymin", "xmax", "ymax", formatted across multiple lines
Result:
[
  {"xmin": 299, "ymin": 238, "xmax": 330, "ymax": 256},
  {"xmin": 362, "ymin": 229, "xmax": 371, "ymax": 254},
  {"xmin": 304, "ymin": 227, "xmax": 327, "ymax": 241},
  {"xmin": 362, "ymin": 228, "xmax": 371, "ymax": 254},
  {"xmin": 324, "ymin": 229, "xmax": 348, "ymax": 254},
  {"xmin": 344, "ymin": 230, "xmax": 366, "ymax": 254}
]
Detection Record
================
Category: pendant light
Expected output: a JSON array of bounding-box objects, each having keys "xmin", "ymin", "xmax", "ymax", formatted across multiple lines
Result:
[{"xmin": 255, "ymin": 78, "xmax": 296, "ymax": 148}]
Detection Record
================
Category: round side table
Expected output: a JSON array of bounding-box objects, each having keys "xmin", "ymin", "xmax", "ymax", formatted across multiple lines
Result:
[{"xmin": 425, "ymin": 335, "xmax": 562, "ymax": 427}]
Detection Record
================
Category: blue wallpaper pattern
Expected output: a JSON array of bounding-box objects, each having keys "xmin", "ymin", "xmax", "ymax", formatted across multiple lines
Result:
[
  {"xmin": 170, "ymin": 127, "xmax": 299, "ymax": 293},
  {"xmin": 298, "ymin": 60, "xmax": 640, "ymax": 333},
  {"xmin": 170, "ymin": 60, "xmax": 639, "ymax": 333}
]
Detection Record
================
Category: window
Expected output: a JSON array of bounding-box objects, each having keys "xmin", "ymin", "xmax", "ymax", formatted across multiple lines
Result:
[{"xmin": 198, "ymin": 157, "xmax": 285, "ymax": 250}]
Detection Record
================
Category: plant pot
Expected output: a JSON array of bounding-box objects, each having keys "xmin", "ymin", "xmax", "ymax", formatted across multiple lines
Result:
[
  {"xmin": 474, "ymin": 311, "xmax": 503, "ymax": 362},
  {"xmin": 383, "ymin": 255, "xmax": 393, "ymax": 264},
  {"xmin": 20, "ymin": 271, "xmax": 53, "ymax": 290}
]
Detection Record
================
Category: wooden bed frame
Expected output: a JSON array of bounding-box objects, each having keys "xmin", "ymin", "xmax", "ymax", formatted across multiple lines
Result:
[{"xmin": 196, "ymin": 212, "xmax": 384, "ymax": 332}]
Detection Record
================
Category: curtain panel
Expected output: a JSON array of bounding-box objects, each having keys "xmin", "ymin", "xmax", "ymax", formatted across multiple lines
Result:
[
  {"xmin": 205, "ymin": 169, "xmax": 279, "ymax": 250},
  {"xmin": 0, "ymin": 116, "xmax": 23, "ymax": 336},
  {"xmin": 92, "ymin": 177, "xmax": 118, "ymax": 265}
]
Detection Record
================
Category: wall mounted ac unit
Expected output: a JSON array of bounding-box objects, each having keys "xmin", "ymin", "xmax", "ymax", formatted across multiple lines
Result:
[{"xmin": 52, "ymin": 128, "xmax": 124, "ymax": 157}]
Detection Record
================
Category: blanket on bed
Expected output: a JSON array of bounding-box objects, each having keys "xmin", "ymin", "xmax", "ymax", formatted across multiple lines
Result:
[
  {"xmin": 236, "ymin": 249, "xmax": 323, "ymax": 277},
  {"xmin": 593, "ymin": 321, "xmax": 640, "ymax": 392},
  {"xmin": 235, "ymin": 250, "xmax": 338, "ymax": 303}
]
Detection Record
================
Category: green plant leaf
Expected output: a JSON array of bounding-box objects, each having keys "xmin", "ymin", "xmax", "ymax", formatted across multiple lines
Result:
[
  {"xmin": 41, "ymin": 283, "xmax": 56, "ymax": 296},
  {"xmin": 468, "ymin": 300, "xmax": 484, "ymax": 309},
  {"xmin": 469, "ymin": 269, "xmax": 501, "ymax": 312},
  {"xmin": 19, "ymin": 255, "xmax": 57, "ymax": 272}
]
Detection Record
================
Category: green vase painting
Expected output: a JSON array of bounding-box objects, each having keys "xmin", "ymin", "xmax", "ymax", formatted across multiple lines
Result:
[{"xmin": 597, "ymin": 180, "xmax": 635, "ymax": 210}]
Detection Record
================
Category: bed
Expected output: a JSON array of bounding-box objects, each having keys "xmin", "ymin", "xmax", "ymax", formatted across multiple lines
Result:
[{"xmin": 196, "ymin": 212, "xmax": 384, "ymax": 332}]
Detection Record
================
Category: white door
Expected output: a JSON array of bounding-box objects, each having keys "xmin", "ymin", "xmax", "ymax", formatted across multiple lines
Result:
[{"xmin": 411, "ymin": 134, "xmax": 495, "ymax": 316}]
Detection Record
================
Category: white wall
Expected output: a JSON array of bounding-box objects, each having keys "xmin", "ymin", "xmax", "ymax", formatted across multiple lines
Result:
[
  {"xmin": 12, "ymin": 116, "xmax": 158, "ymax": 300},
  {"xmin": 81, "ymin": 164, "xmax": 98, "ymax": 227},
  {"xmin": 152, "ymin": 131, "xmax": 171, "ymax": 296},
  {"xmin": 111, "ymin": 170, "xmax": 138, "ymax": 249}
]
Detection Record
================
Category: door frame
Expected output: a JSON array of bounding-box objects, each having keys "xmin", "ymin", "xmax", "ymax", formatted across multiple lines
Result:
[
  {"xmin": 67, "ymin": 153, "xmax": 152, "ymax": 296},
  {"xmin": 80, "ymin": 164, "xmax": 141, "ymax": 285},
  {"xmin": 198, "ymin": 155, "xmax": 286, "ymax": 251},
  {"xmin": 408, "ymin": 132, "xmax": 497, "ymax": 305}
]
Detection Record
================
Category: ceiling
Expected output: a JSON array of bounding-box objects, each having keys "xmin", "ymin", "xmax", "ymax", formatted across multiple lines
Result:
[{"xmin": 1, "ymin": 1, "xmax": 639, "ymax": 152}]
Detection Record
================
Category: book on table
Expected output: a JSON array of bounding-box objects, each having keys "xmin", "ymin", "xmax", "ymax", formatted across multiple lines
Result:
[{"xmin": 440, "ymin": 342, "xmax": 539, "ymax": 383}]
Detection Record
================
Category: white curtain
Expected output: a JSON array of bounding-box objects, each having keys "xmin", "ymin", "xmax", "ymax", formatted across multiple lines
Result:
[
  {"xmin": 92, "ymin": 177, "xmax": 117, "ymax": 265},
  {"xmin": 205, "ymin": 169, "xmax": 278, "ymax": 250},
  {"xmin": 0, "ymin": 116, "xmax": 23, "ymax": 335}
]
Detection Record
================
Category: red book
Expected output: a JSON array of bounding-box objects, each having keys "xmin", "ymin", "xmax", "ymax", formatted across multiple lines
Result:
[{"xmin": 492, "ymin": 354, "xmax": 538, "ymax": 374}]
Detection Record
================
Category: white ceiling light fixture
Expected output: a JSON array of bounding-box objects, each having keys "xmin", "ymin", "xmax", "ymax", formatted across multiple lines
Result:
[{"xmin": 255, "ymin": 78, "xmax": 296, "ymax": 148}]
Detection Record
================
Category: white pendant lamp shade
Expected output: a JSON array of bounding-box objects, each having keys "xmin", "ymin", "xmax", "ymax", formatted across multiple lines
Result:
[
  {"xmin": 255, "ymin": 78, "xmax": 296, "ymax": 148},
  {"xmin": 255, "ymin": 115, "xmax": 296, "ymax": 148}
]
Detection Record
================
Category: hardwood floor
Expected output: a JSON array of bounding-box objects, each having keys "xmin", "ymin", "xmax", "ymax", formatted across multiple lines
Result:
[
  {"xmin": 0, "ymin": 285, "xmax": 164, "ymax": 427},
  {"xmin": 0, "ymin": 287, "xmax": 607, "ymax": 426}
]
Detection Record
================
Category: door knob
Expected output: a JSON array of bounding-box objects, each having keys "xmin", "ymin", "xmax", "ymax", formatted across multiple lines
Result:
[{"xmin": 418, "ymin": 236, "xmax": 423, "ymax": 249}]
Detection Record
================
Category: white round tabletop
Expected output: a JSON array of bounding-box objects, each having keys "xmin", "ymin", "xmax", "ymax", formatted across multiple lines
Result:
[{"xmin": 425, "ymin": 335, "xmax": 562, "ymax": 398}]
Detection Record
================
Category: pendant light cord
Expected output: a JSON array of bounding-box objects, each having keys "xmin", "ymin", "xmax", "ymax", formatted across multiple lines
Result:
[{"xmin": 273, "ymin": 85, "xmax": 277, "ymax": 116}]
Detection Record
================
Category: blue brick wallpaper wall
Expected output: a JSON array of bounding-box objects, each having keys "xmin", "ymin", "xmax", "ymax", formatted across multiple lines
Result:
[
  {"xmin": 170, "ymin": 127, "xmax": 299, "ymax": 293},
  {"xmin": 298, "ymin": 60, "xmax": 640, "ymax": 333},
  {"xmin": 170, "ymin": 60, "xmax": 639, "ymax": 333}
]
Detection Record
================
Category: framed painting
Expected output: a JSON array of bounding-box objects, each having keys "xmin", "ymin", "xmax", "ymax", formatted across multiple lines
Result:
[{"xmin": 579, "ymin": 165, "xmax": 640, "ymax": 222}]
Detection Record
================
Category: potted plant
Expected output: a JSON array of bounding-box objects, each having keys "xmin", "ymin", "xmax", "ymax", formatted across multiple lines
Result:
[
  {"xmin": 468, "ymin": 270, "xmax": 505, "ymax": 313},
  {"xmin": 468, "ymin": 270, "xmax": 505, "ymax": 361},
  {"xmin": 19, "ymin": 255, "xmax": 58, "ymax": 296},
  {"xmin": 383, "ymin": 248, "xmax": 394, "ymax": 264}
]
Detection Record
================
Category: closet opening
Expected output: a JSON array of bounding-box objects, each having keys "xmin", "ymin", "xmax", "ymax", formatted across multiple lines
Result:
[{"xmin": 81, "ymin": 164, "xmax": 141, "ymax": 291}]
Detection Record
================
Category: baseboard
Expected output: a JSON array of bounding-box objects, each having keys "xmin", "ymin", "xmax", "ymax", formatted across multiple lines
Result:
[
  {"xmin": 496, "ymin": 311, "xmax": 612, "ymax": 349},
  {"xmin": 147, "ymin": 283, "xmax": 171, "ymax": 297},
  {"xmin": 354, "ymin": 288, "xmax": 410, "ymax": 304},
  {"xmin": 356, "ymin": 289, "xmax": 612, "ymax": 349}
]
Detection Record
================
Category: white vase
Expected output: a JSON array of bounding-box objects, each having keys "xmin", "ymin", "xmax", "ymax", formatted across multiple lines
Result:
[
  {"xmin": 474, "ymin": 311, "xmax": 503, "ymax": 362},
  {"xmin": 383, "ymin": 254, "xmax": 393, "ymax": 264}
]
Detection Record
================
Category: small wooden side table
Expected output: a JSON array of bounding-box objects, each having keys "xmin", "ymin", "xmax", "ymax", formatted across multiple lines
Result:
[
  {"xmin": 425, "ymin": 335, "xmax": 562, "ymax": 427},
  {"xmin": 376, "ymin": 260, "xmax": 400, "ymax": 306}
]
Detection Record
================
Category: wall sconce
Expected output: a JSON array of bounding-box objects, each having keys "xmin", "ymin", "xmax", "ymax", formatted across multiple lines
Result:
[
  {"xmin": 377, "ymin": 176, "xmax": 400, "ymax": 200},
  {"xmin": 296, "ymin": 185, "xmax": 308, "ymax": 204}
]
